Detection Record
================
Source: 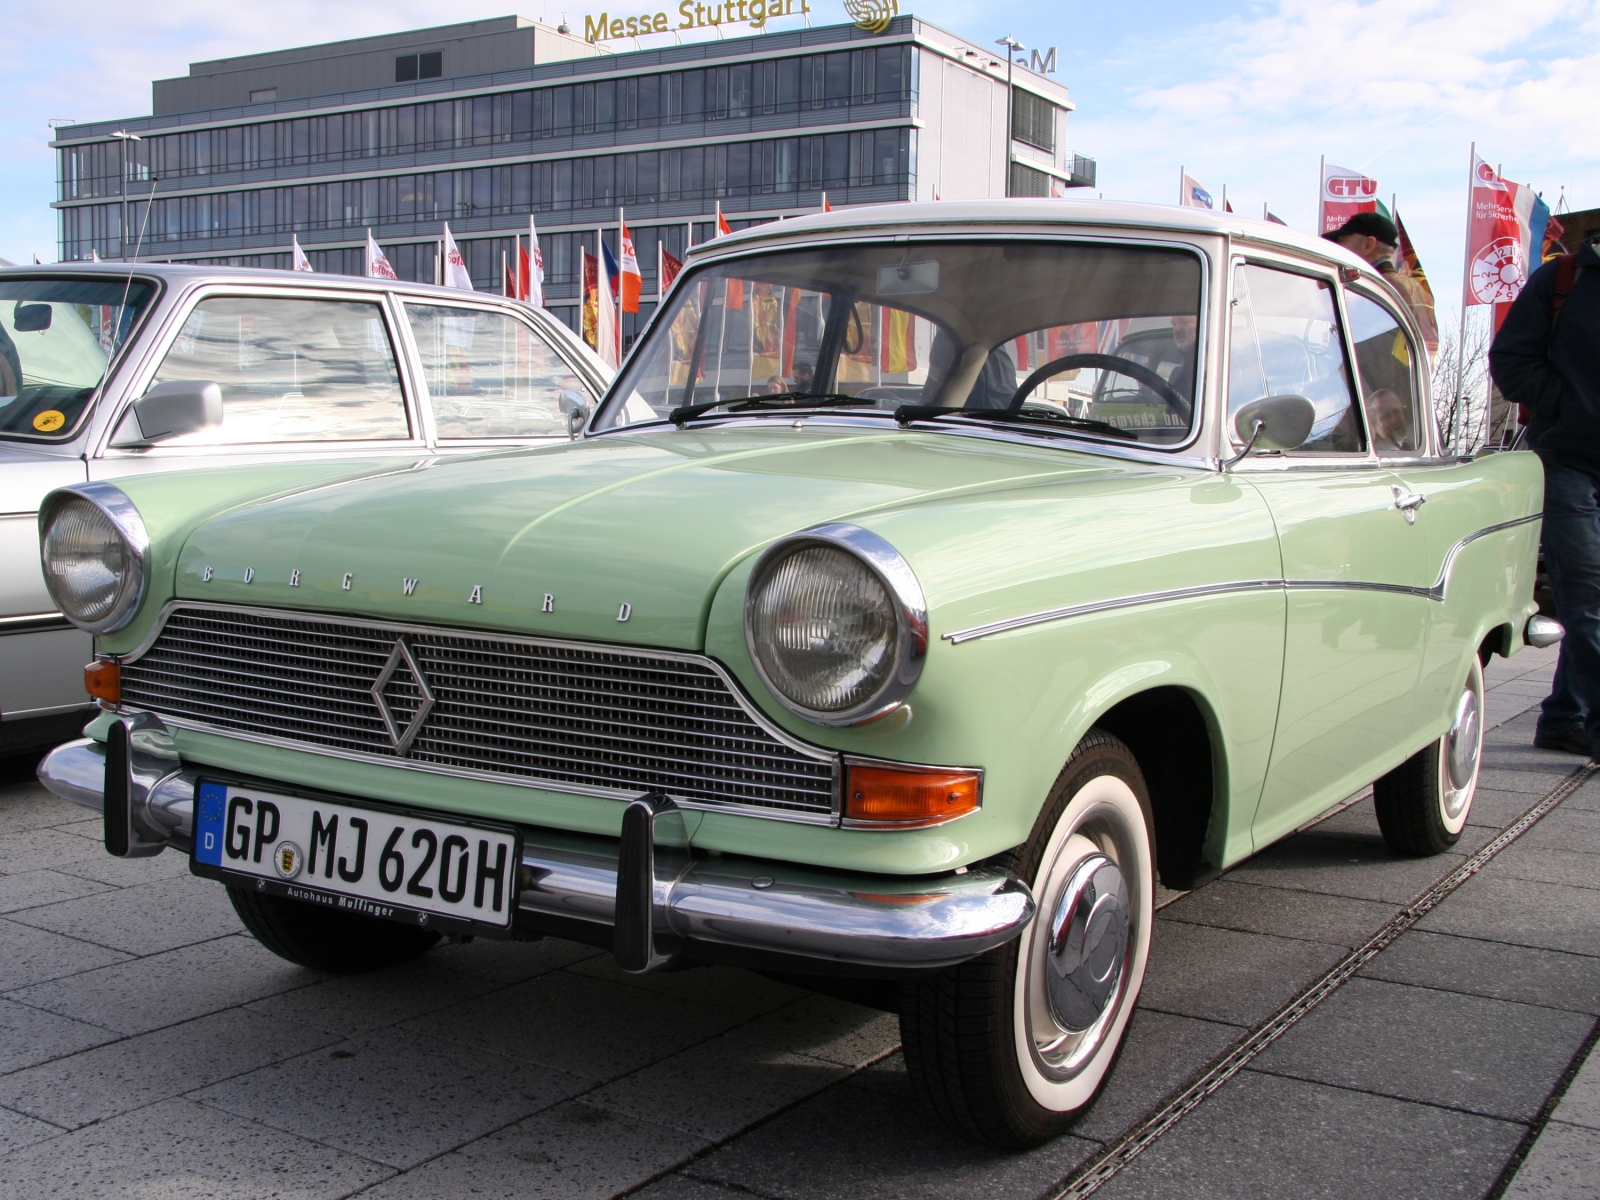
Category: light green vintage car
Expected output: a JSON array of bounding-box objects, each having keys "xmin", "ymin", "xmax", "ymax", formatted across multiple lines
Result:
[{"xmin": 38, "ymin": 201, "xmax": 1553, "ymax": 1149}]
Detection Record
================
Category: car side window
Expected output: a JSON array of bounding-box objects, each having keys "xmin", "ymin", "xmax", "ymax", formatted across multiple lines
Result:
[
  {"xmin": 1228, "ymin": 264, "xmax": 1365, "ymax": 454},
  {"xmin": 405, "ymin": 304, "xmax": 587, "ymax": 439},
  {"xmin": 145, "ymin": 296, "xmax": 410, "ymax": 444},
  {"xmin": 1344, "ymin": 290, "xmax": 1421, "ymax": 454}
]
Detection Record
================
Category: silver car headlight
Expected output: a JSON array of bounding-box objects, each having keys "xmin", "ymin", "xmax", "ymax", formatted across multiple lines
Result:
[
  {"xmin": 38, "ymin": 484, "xmax": 149, "ymax": 634},
  {"xmin": 745, "ymin": 524, "xmax": 928, "ymax": 727}
]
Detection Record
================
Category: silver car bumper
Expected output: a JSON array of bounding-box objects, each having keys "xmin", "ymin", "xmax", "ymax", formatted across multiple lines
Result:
[{"xmin": 38, "ymin": 734, "xmax": 1035, "ymax": 974}]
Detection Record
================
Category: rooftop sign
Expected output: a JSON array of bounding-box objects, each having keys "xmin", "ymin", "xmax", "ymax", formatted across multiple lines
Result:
[{"xmin": 583, "ymin": 0, "xmax": 812, "ymax": 41}]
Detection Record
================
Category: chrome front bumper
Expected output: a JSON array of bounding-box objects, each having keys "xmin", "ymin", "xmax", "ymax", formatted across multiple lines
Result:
[{"xmin": 38, "ymin": 735, "xmax": 1035, "ymax": 974}]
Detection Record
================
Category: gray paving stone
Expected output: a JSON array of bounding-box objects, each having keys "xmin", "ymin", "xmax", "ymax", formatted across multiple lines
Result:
[
  {"xmin": 0, "ymin": 1104, "xmax": 65, "ymax": 1154},
  {"xmin": 1560, "ymin": 780, "xmax": 1600, "ymax": 813},
  {"xmin": 587, "ymin": 996, "xmax": 894, "ymax": 1142},
  {"xmin": 1478, "ymin": 767, "xmax": 1581, "ymax": 796},
  {"xmin": 5, "ymin": 872, "xmax": 243, "ymax": 956},
  {"xmin": 1520, "ymin": 806, "xmax": 1600, "ymax": 855},
  {"xmin": 53, "ymin": 845, "xmax": 194, "ymax": 886},
  {"xmin": 1468, "ymin": 787, "xmax": 1548, "ymax": 828},
  {"xmin": 0, "ymin": 868, "xmax": 111, "ymax": 915},
  {"xmin": 1224, "ymin": 830, "xmax": 1472, "ymax": 904},
  {"xmin": 1091, "ymin": 1069, "xmax": 1524, "ymax": 1200},
  {"xmin": 1502, "ymin": 1121, "xmax": 1600, "ymax": 1199},
  {"xmin": 0, "ymin": 996, "xmax": 119, "ymax": 1075},
  {"xmin": 565, "ymin": 955, "xmax": 809, "ymax": 1021},
  {"xmin": 193, "ymin": 1027, "xmax": 590, "ymax": 1169},
  {"xmin": 0, "ymin": 790, "xmax": 91, "ymax": 836},
  {"xmin": 1070, "ymin": 1008, "xmax": 1243, "ymax": 1142},
  {"xmin": 0, "ymin": 1006, "xmax": 336, "ymax": 1129},
  {"xmin": 1137, "ymin": 921, "xmax": 1343, "ymax": 1027},
  {"xmin": 357, "ymin": 1098, "xmax": 705, "ymax": 1199},
  {"xmin": 1159, "ymin": 878, "xmax": 1397, "ymax": 946},
  {"xmin": 1360, "ymin": 929, "xmax": 1600, "ymax": 1015},
  {"xmin": 400, "ymin": 967, "xmax": 752, "ymax": 1080},
  {"xmin": 632, "ymin": 1177, "xmax": 745, "ymax": 1200},
  {"xmin": 0, "ymin": 825, "xmax": 109, "ymax": 873},
  {"xmin": 1300, "ymin": 795, "xmax": 1380, "ymax": 839},
  {"xmin": 0, "ymin": 916, "xmax": 130, "ymax": 992},
  {"xmin": 244, "ymin": 955, "xmax": 499, "ymax": 1038},
  {"xmin": 0, "ymin": 1096, "xmax": 392, "ymax": 1198},
  {"xmin": 426, "ymin": 933, "xmax": 602, "ymax": 983},
  {"xmin": 1490, "ymin": 843, "xmax": 1600, "ymax": 892},
  {"xmin": 9, "ymin": 933, "xmax": 323, "ymax": 1036},
  {"xmin": 1558, "ymin": 1049, "xmax": 1600, "ymax": 1132},
  {"xmin": 1419, "ymin": 874, "xmax": 1600, "ymax": 958},
  {"xmin": 687, "ymin": 1077, "xmax": 1097, "ymax": 1200},
  {"xmin": 1253, "ymin": 976, "xmax": 1591, "ymax": 1121}
]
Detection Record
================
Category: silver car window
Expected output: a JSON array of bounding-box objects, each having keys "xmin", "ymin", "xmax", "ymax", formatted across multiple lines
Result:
[
  {"xmin": 1344, "ymin": 290, "xmax": 1420, "ymax": 454},
  {"xmin": 405, "ymin": 304, "xmax": 586, "ymax": 439},
  {"xmin": 148, "ymin": 296, "xmax": 410, "ymax": 444}
]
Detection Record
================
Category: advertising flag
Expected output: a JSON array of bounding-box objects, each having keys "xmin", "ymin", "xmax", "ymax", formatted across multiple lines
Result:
[
  {"xmin": 881, "ymin": 307, "xmax": 918, "ymax": 375},
  {"xmin": 441, "ymin": 223, "xmax": 474, "ymax": 291},
  {"xmin": 714, "ymin": 204, "xmax": 744, "ymax": 309},
  {"xmin": 1179, "ymin": 172, "xmax": 1213, "ymax": 209},
  {"xmin": 581, "ymin": 248, "xmax": 599, "ymax": 352},
  {"xmin": 598, "ymin": 238, "xmax": 620, "ymax": 369},
  {"xmin": 822, "ymin": 192, "xmax": 832, "ymax": 213},
  {"xmin": 1464, "ymin": 154, "xmax": 1536, "ymax": 308},
  {"xmin": 364, "ymin": 230, "xmax": 398, "ymax": 280},
  {"xmin": 1541, "ymin": 213, "xmax": 1568, "ymax": 263},
  {"xmin": 660, "ymin": 247, "xmax": 683, "ymax": 293},
  {"xmin": 1319, "ymin": 161, "xmax": 1379, "ymax": 234},
  {"xmin": 716, "ymin": 203, "xmax": 733, "ymax": 237},
  {"xmin": 1394, "ymin": 212, "xmax": 1440, "ymax": 356},
  {"xmin": 619, "ymin": 218, "xmax": 642, "ymax": 313},
  {"xmin": 290, "ymin": 234, "xmax": 312, "ymax": 272},
  {"xmin": 525, "ymin": 215, "xmax": 545, "ymax": 307}
]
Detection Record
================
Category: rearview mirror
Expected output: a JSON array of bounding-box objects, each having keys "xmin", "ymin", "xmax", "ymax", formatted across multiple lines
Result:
[
  {"xmin": 1233, "ymin": 394, "xmax": 1316, "ymax": 452},
  {"xmin": 117, "ymin": 380, "xmax": 224, "ymax": 444},
  {"xmin": 13, "ymin": 304, "xmax": 52, "ymax": 332}
]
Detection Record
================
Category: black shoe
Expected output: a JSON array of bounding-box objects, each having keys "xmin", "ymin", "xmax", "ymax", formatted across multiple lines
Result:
[{"xmin": 1534, "ymin": 729, "xmax": 1593, "ymax": 756}]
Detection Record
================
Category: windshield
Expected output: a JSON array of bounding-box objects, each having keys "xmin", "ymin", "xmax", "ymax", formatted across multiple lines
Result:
[
  {"xmin": 0, "ymin": 277, "xmax": 157, "ymax": 441},
  {"xmin": 594, "ymin": 240, "xmax": 1204, "ymax": 444}
]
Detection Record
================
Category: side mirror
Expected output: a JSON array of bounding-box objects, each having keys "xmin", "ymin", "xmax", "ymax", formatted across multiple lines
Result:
[
  {"xmin": 559, "ymin": 389, "xmax": 590, "ymax": 440},
  {"xmin": 13, "ymin": 304, "xmax": 52, "ymax": 332},
  {"xmin": 117, "ymin": 380, "xmax": 224, "ymax": 444},
  {"xmin": 1233, "ymin": 394, "xmax": 1316, "ymax": 452}
]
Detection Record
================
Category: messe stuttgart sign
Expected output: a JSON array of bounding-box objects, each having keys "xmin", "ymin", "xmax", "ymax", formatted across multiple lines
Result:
[{"xmin": 584, "ymin": 0, "xmax": 814, "ymax": 40}]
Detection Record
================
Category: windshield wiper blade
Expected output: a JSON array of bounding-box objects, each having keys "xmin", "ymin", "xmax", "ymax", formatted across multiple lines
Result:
[
  {"xmin": 893, "ymin": 405, "xmax": 1137, "ymax": 440},
  {"xmin": 669, "ymin": 392, "xmax": 879, "ymax": 426}
]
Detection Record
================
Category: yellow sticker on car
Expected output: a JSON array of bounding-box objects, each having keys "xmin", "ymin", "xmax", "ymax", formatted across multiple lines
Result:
[{"xmin": 32, "ymin": 410, "xmax": 66, "ymax": 432}]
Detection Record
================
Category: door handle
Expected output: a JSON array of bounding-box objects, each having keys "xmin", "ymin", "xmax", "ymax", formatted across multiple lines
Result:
[{"xmin": 1391, "ymin": 484, "xmax": 1426, "ymax": 524}]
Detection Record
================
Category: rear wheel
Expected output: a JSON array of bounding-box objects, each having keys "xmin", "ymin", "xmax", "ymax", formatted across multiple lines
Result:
[
  {"xmin": 228, "ymin": 885, "xmax": 441, "ymax": 972},
  {"xmin": 1374, "ymin": 657, "xmax": 1483, "ymax": 856},
  {"xmin": 900, "ymin": 731, "xmax": 1155, "ymax": 1148}
]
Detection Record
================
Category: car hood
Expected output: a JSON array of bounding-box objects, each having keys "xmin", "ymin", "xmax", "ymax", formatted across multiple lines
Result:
[{"xmin": 175, "ymin": 425, "xmax": 1133, "ymax": 649}]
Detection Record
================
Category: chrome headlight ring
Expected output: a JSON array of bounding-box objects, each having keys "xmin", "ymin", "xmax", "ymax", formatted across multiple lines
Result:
[
  {"xmin": 744, "ymin": 523, "xmax": 929, "ymax": 728},
  {"xmin": 38, "ymin": 483, "xmax": 150, "ymax": 634}
]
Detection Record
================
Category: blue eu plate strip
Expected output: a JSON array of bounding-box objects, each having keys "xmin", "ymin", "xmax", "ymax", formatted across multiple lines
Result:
[{"xmin": 195, "ymin": 781, "xmax": 227, "ymax": 866}]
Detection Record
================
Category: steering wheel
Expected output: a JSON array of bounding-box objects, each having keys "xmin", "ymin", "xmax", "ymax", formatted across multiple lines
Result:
[{"xmin": 1008, "ymin": 352, "xmax": 1190, "ymax": 421}]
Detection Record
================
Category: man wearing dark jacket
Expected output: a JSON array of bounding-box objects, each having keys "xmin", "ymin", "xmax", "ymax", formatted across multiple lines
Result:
[{"xmin": 1490, "ymin": 235, "xmax": 1600, "ymax": 756}]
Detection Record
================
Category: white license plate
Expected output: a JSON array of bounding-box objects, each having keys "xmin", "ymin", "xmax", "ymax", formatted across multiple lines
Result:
[{"xmin": 193, "ymin": 781, "xmax": 519, "ymax": 934}]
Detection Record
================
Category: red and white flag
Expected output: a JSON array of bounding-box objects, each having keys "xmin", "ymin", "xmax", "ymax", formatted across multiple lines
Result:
[
  {"xmin": 1465, "ymin": 154, "xmax": 1531, "ymax": 309},
  {"xmin": 716, "ymin": 203, "xmax": 733, "ymax": 237},
  {"xmin": 619, "ymin": 217, "xmax": 642, "ymax": 313},
  {"xmin": 364, "ymin": 230, "xmax": 397, "ymax": 280},
  {"xmin": 1319, "ymin": 161, "xmax": 1379, "ymax": 234},
  {"xmin": 290, "ymin": 234, "xmax": 313, "ymax": 273},
  {"xmin": 441, "ymin": 223, "xmax": 473, "ymax": 291},
  {"xmin": 821, "ymin": 192, "xmax": 832, "ymax": 213},
  {"xmin": 525, "ymin": 215, "xmax": 545, "ymax": 307}
]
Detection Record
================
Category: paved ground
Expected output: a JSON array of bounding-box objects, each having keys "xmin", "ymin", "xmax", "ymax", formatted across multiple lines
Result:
[{"xmin": 0, "ymin": 643, "xmax": 1593, "ymax": 1198}]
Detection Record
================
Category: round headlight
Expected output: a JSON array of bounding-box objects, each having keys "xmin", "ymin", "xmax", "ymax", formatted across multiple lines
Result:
[
  {"xmin": 39, "ymin": 486, "xmax": 148, "ymax": 633},
  {"xmin": 745, "ymin": 525, "xmax": 927, "ymax": 727}
]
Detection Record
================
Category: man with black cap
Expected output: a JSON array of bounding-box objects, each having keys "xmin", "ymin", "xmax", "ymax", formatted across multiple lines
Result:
[
  {"xmin": 1491, "ymin": 233, "xmax": 1600, "ymax": 758},
  {"xmin": 1324, "ymin": 212, "xmax": 1431, "ymax": 330}
]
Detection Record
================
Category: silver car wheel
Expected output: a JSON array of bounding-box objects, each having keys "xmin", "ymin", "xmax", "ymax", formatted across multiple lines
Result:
[{"xmin": 1439, "ymin": 657, "xmax": 1483, "ymax": 834}]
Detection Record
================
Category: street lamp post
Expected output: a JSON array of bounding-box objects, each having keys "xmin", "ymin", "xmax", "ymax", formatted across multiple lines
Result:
[
  {"xmin": 109, "ymin": 130, "xmax": 142, "ymax": 261},
  {"xmin": 996, "ymin": 36, "xmax": 1025, "ymax": 197}
]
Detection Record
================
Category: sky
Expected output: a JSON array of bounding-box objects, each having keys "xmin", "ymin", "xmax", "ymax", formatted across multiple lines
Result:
[{"xmin": 1, "ymin": 0, "xmax": 1596, "ymax": 326}]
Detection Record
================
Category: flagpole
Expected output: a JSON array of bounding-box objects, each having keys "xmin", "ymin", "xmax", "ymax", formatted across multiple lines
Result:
[
  {"xmin": 657, "ymin": 241, "xmax": 664, "ymax": 303},
  {"xmin": 1451, "ymin": 142, "xmax": 1475, "ymax": 452},
  {"xmin": 1317, "ymin": 155, "xmax": 1324, "ymax": 234},
  {"xmin": 1178, "ymin": 166, "xmax": 1184, "ymax": 205}
]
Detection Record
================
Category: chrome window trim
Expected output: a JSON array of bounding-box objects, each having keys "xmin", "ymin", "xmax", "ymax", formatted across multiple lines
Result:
[
  {"xmin": 942, "ymin": 513, "xmax": 1543, "ymax": 644},
  {"xmin": 119, "ymin": 599, "xmax": 844, "ymax": 824},
  {"xmin": 595, "ymin": 231, "xmax": 1214, "ymax": 457},
  {"xmin": 745, "ymin": 523, "xmax": 929, "ymax": 728},
  {"xmin": 1343, "ymin": 283, "xmax": 1431, "ymax": 456},
  {"xmin": 37, "ymin": 481, "xmax": 150, "ymax": 634}
]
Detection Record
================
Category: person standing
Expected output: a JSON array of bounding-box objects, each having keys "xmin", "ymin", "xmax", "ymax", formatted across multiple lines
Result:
[
  {"xmin": 1323, "ymin": 212, "xmax": 1433, "ymax": 333},
  {"xmin": 1490, "ymin": 234, "xmax": 1600, "ymax": 756}
]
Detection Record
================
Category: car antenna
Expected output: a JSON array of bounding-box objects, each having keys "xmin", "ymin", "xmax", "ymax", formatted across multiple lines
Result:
[{"xmin": 109, "ymin": 130, "xmax": 158, "ymax": 347}]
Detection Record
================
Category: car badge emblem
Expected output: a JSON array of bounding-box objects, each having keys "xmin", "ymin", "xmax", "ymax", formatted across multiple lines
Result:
[
  {"xmin": 274, "ymin": 841, "xmax": 303, "ymax": 879},
  {"xmin": 370, "ymin": 635, "xmax": 436, "ymax": 755}
]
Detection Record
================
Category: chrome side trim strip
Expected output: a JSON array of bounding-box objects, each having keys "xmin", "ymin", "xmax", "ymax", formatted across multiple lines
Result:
[
  {"xmin": 0, "ymin": 612, "xmax": 73, "ymax": 636},
  {"xmin": 943, "ymin": 514, "xmax": 1543, "ymax": 644}
]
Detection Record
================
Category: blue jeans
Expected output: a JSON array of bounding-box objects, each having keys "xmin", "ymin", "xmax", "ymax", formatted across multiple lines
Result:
[{"xmin": 1537, "ymin": 454, "xmax": 1600, "ymax": 751}]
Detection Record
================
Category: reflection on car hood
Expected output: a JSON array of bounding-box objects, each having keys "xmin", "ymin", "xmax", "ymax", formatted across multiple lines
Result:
[{"xmin": 175, "ymin": 426, "xmax": 1124, "ymax": 650}]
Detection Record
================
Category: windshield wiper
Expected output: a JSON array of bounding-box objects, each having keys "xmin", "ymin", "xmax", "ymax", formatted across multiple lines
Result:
[
  {"xmin": 668, "ymin": 392, "xmax": 880, "ymax": 426},
  {"xmin": 893, "ymin": 405, "xmax": 1136, "ymax": 440}
]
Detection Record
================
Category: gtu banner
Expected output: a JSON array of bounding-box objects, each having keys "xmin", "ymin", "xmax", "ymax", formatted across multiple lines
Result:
[
  {"xmin": 1464, "ymin": 154, "xmax": 1551, "ymax": 312},
  {"xmin": 1319, "ymin": 161, "xmax": 1378, "ymax": 234}
]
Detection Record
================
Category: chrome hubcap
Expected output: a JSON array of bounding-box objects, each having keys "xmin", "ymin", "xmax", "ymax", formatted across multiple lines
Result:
[
  {"xmin": 1445, "ymin": 684, "xmax": 1481, "ymax": 801},
  {"xmin": 1046, "ymin": 854, "xmax": 1130, "ymax": 1032}
]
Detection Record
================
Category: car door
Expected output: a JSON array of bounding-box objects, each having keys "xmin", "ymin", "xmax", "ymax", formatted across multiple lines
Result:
[
  {"xmin": 399, "ymin": 300, "xmax": 596, "ymax": 447},
  {"xmin": 88, "ymin": 286, "xmax": 428, "ymax": 486},
  {"xmin": 1228, "ymin": 260, "xmax": 1433, "ymax": 846}
]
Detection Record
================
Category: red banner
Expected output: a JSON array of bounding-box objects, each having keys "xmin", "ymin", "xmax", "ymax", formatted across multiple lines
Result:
[
  {"xmin": 1465, "ymin": 155, "xmax": 1526, "ymax": 308},
  {"xmin": 1319, "ymin": 162, "xmax": 1378, "ymax": 234}
]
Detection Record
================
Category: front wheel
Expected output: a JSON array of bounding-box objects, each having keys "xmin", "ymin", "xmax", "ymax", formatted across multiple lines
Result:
[
  {"xmin": 228, "ymin": 885, "xmax": 441, "ymax": 972},
  {"xmin": 1374, "ymin": 657, "xmax": 1483, "ymax": 856},
  {"xmin": 899, "ymin": 731, "xmax": 1155, "ymax": 1148}
]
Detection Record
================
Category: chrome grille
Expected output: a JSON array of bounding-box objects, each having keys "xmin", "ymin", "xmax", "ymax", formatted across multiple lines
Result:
[{"xmin": 120, "ymin": 604, "xmax": 838, "ymax": 817}]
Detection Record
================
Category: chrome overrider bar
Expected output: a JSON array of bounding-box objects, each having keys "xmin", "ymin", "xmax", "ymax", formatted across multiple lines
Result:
[{"xmin": 37, "ymin": 731, "xmax": 1036, "ymax": 974}]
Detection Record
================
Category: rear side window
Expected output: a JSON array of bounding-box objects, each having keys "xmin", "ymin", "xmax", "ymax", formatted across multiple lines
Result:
[
  {"xmin": 1228, "ymin": 264, "xmax": 1363, "ymax": 453},
  {"xmin": 405, "ymin": 304, "xmax": 587, "ymax": 439},
  {"xmin": 147, "ymin": 296, "xmax": 410, "ymax": 443},
  {"xmin": 1344, "ymin": 290, "xmax": 1421, "ymax": 453}
]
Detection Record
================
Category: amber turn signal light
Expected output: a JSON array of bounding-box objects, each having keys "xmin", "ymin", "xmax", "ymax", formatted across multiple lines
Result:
[
  {"xmin": 842, "ymin": 761, "xmax": 981, "ymax": 828},
  {"xmin": 84, "ymin": 659, "xmax": 120, "ymax": 706}
]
